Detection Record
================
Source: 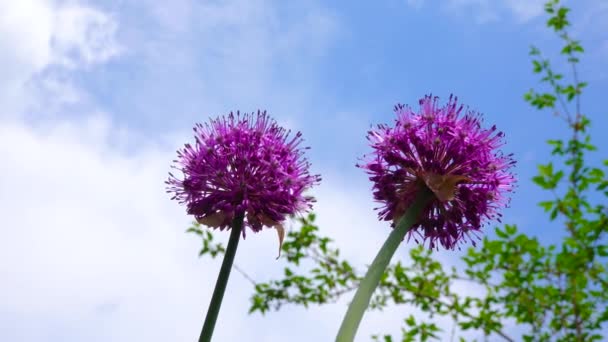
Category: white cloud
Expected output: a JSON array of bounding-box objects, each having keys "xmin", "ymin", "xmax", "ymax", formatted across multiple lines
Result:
[
  {"xmin": 0, "ymin": 117, "xmax": 206, "ymax": 341},
  {"xmin": 51, "ymin": 6, "xmax": 122, "ymax": 68},
  {"xmin": 407, "ymin": 0, "xmax": 545, "ymax": 23},
  {"xmin": 0, "ymin": 0, "xmax": 121, "ymax": 119},
  {"xmin": 576, "ymin": 1, "xmax": 608, "ymax": 80},
  {"xmin": 406, "ymin": 0, "xmax": 426, "ymax": 9},
  {"xmin": 43, "ymin": 0, "xmax": 343, "ymax": 143},
  {"xmin": 443, "ymin": 0, "xmax": 500, "ymax": 23},
  {"xmin": 502, "ymin": 0, "xmax": 545, "ymax": 22}
]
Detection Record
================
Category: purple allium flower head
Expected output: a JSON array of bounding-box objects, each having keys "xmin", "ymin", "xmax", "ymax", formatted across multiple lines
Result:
[
  {"xmin": 358, "ymin": 95, "xmax": 516, "ymax": 250},
  {"xmin": 167, "ymin": 110, "xmax": 321, "ymax": 238}
]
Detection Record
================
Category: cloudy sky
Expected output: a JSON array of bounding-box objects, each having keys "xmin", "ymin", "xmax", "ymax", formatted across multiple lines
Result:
[{"xmin": 1, "ymin": 0, "xmax": 607, "ymax": 341}]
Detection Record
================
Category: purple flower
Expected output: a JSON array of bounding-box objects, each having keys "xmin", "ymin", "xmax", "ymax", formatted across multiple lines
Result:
[
  {"xmin": 167, "ymin": 110, "xmax": 320, "ymax": 237},
  {"xmin": 358, "ymin": 95, "xmax": 516, "ymax": 250}
]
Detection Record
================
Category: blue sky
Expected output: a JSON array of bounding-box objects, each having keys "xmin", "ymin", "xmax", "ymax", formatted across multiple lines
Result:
[{"xmin": 1, "ymin": 0, "xmax": 607, "ymax": 341}]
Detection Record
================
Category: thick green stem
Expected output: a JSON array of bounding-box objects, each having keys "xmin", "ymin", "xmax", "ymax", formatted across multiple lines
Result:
[
  {"xmin": 335, "ymin": 188, "xmax": 434, "ymax": 342},
  {"xmin": 198, "ymin": 212, "xmax": 245, "ymax": 342}
]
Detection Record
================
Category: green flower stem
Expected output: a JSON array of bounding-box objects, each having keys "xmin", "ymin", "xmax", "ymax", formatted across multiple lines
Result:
[
  {"xmin": 335, "ymin": 188, "xmax": 434, "ymax": 342},
  {"xmin": 199, "ymin": 212, "xmax": 245, "ymax": 342}
]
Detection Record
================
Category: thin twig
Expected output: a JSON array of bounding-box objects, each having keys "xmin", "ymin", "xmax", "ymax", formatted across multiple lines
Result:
[{"xmin": 233, "ymin": 263, "xmax": 257, "ymax": 286}]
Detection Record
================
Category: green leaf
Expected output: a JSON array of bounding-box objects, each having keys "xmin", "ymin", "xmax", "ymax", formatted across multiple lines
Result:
[
  {"xmin": 539, "ymin": 201, "xmax": 554, "ymax": 212},
  {"xmin": 532, "ymin": 60, "xmax": 542, "ymax": 73},
  {"xmin": 505, "ymin": 225, "xmax": 517, "ymax": 235},
  {"xmin": 495, "ymin": 227, "xmax": 508, "ymax": 239}
]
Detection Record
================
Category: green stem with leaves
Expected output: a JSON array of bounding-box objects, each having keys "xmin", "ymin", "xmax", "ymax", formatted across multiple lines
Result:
[
  {"xmin": 198, "ymin": 212, "xmax": 245, "ymax": 342},
  {"xmin": 335, "ymin": 188, "xmax": 434, "ymax": 342}
]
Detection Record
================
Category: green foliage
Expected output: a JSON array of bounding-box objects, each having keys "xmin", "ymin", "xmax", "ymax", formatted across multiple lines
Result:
[
  {"xmin": 372, "ymin": 315, "xmax": 441, "ymax": 342},
  {"xmin": 524, "ymin": 0, "xmax": 586, "ymax": 114},
  {"xmin": 249, "ymin": 214, "xmax": 360, "ymax": 313},
  {"xmin": 191, "ymin": 0, "xmax": 608, "ymax": 340},
  {"xmin": 187, "ymin": 224, "xmax": 226, "ymax": 258}
]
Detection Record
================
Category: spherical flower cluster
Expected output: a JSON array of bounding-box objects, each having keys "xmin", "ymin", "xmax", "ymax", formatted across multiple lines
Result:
[
  {"xmin": 167, "ymin": 110, "xmax": 321, "ymax": 237},
  {"xmin": 359, "ymin": 95, "xmax": 516, "ymax": 250}
]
